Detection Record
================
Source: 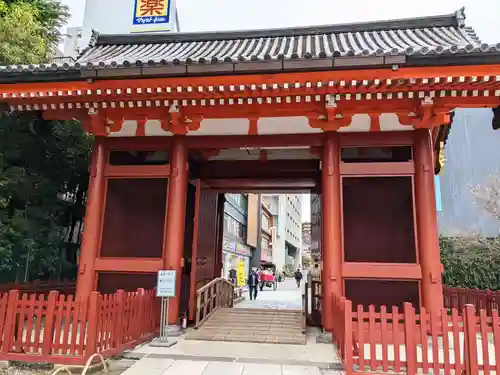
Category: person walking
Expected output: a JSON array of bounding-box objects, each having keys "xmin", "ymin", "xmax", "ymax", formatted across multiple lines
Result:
[
  {"xmin": 247, "ymin": 268, "xmax": 259, "ymax": 300},
  {"xmin": 294, "ymin": 268, "xmax": 303, "ymax": 288}
]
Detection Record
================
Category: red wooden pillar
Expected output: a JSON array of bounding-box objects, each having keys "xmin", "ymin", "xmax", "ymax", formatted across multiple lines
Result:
[
  {"xmin": 414, "ymin": 129, "xmax": 443, "ymax": 312},
  {"xmin": 163, "ymin": 137, "xmax": 188, "ymax": 325},
  {"xmin": 76, "ymin": 139, "xmax": 106, "ymax": 300},
  {"xmin": 321, "ymin": 132, "xmax": 343, "ymax": 331}
]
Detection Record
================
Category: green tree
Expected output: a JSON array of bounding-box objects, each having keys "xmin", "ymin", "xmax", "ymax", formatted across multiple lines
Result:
[
  {"xmin": 0, "ymin": 0, "xmax": 90, "ymax": 282},
  {"xmin": 0, "ymin": 0, "xmax": 68, "ymax": 64}
]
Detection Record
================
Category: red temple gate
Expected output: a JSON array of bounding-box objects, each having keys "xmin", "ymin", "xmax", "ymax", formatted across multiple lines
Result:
[{"xmin": 0, "ymin": 9, "xmax": 499, "ymax": 333}]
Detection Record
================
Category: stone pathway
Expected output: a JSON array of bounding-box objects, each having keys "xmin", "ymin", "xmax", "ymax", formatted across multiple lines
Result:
[
  {"xmin": 120, "ymin": 356, "xmax": 344, "ymax": 375},
  {"xmin": 236, "ymin": 278, "xmax": 303, "ymax": 310}
]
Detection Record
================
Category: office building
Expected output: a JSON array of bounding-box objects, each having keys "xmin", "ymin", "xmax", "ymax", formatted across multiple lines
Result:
[
  {"xmin": 262, "ymin": 194, "xmax": 303, "ymax": 273},
  {"xmin": 222, "ymin": 194, "xmax": 253, "ymax": 287}
]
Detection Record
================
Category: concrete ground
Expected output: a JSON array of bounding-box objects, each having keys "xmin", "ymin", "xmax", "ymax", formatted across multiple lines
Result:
[
  {"xmin": 118, "ymin": 357, "xmax": 343, "ymax": 375},
  {"xmin": 119, "ymin": 329, "xmax": 342, "ymax": 375},
  {"xmin": 236, "ymin": 278, "xmax": 304, "ymax": 310}
]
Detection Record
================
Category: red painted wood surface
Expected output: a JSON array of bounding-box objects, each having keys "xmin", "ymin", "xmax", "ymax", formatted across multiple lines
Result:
[
  {"xmin": 444, "ymin": 286, "xmax": 500, "ymax": 316},
  {"xmin": 0, "ymin": 281, "xmax": 76, "ymax": 296},
  {"xmin": 0, "ymin": 288, "xmax": 158, "ymax": 366},
  {"xmin": 332, "ymin": 293, "xmax": 500, "ymax": 375}
]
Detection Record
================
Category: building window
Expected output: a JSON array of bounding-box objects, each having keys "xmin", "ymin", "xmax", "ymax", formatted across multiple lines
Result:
[
  {"xmin": 261, "ymin": 237, "xmax": 270, "ymax": 249},
  {"xmin": 262, "ymin": 214, "xmax": 270, "ymax": 231},
  {"xmin": 224, "ymin": 213, "xmax": 246, "ymax": 241},
  {"xmin": 227, "ymin": 193, "xmax": 247, "ymax": 209}
]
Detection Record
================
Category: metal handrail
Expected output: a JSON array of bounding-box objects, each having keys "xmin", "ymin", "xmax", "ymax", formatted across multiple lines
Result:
[
  {"xmin": 50, "ymin": 368, "xmax": 72, "ymax": 375},
  {"xmin": 50, "ymin": 353, "xmax": 109, "ymax": 375}
]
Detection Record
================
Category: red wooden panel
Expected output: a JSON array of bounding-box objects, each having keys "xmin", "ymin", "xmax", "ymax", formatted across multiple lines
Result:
[{"xmin": 194, "ymin": 188, "xmax": 219, "ymax": 288}]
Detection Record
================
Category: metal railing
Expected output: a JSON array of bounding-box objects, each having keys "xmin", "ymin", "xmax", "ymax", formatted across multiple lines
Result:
[{"xmin": 51, "ymin": 353, "xmax": 109, "ymax": 375}]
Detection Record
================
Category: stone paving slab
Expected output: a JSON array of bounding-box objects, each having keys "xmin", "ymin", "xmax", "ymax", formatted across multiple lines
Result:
[
  {"xmin": 121, "ymin": 358, "xmax": 174, "ymax": 375},
  {"xmin": 135, "ymin": 333, "xmax": 341, "ymax": 364},
  {"xmin": 242, "ymin": 363, "xmax": 282, "ymax": 375},
  {"xmin": 202, "ymin": 361, "xmax": 245, "ymax": 375},
  {"xmin": 282, "ymin": 365, "xmax": 322, "ymax": 375},
  {"xmin": 120, "ymin": 357, "xmax": 343, "ymax": 375},
  {"xmin": 161, "ymin": 359, "xmax": 208, "ymax": 375}
]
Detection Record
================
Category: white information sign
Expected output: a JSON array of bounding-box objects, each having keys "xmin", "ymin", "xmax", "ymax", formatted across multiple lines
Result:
[{"xmin": 156, "ymin": 270, "xmax": 176, "ymax": 297}]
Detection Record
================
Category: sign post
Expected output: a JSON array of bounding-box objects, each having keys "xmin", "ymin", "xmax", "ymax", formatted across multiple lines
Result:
[{"xmin": 150, "ymin": 270, "xmax": 177, "ymax": 347}]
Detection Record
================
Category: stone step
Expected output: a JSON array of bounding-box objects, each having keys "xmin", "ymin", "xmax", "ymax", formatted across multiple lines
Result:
[
  {"xmin": 201, "ymin": 322, "xmax": 302, "ymax": 328},
  {"xmin": 186, "ymin": 307, "xmax": 306, "ymax": 345},
  {"xmin": 203, "ymin": 320, "xmax": 302, "ymax": 325},
  {"xmin": 197, "ymin": 328, "xmax": 303, "ymax": 336}
]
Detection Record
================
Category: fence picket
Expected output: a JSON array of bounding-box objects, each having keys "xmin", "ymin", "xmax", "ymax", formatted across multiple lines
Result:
[
  {"xmin": 16, "ymin": 293, "xmax": 28, "ymax": 351},
  {"xmin": 380, "ymin": 305, "xmax": 388, "ymax": 372},
  {"xmin": 0, "ymin": 293, "xmax": 8, "ymax": 352},
  {"xmin": 60, "ymin": 295, "xmax": 73, "ymax": 355},
  {"xmin": 479, "ymin": 308, "xmax": 490, "ymax": 375},
  {"xmin": 450, "ymin": 308, "xmax": 462, "ymax": 374},
  {"xmin": 368, "ymin": 305, "xmax": 376, "ymax": 371},
  {"xmin": 464, "ymin": 304, "xmax": 479, "ymax": 375},
  {"xmin": 53, "ymin": 295, "xmax": 65, "ymax": 354},
  {"xmin": 391, "ymin": 306, "xmax": 401, "ymax": 373},
  {"xmin": 344, "ymin": 299, "xmax": 353, "ymax": 375},
  {"xmin": 85, "ymin": 292, "xmax": 100, "ymax": 358},
  {"xmin": 403, "ymin": 303, "xmax": 416, "ymax": 375},
  {"xmin": 491, "ymin": 309, "xmax": 500, "ymax": 375},
  {"xmin": 32, "ymin": 294, "xmax": 44, "ymax": 354},
  {"xmin": 356, "ymin": 304, "xmax": 364, "ymax": 372},
  {"xmin": 429, "ymin": 309, "xmax": 440, "ymax": 375},
  {"xmin": 419, "ymin": 306, "xmax": 429, "ymax": 374},
  {"xmin": 42, "ymin": 291, "xmax": 59, "ymax": 356},
  {"xmin": 114, "ymin": 290, "xmax": 125, "ymax": 348},
  {"xmin": 69, "ymin": 293, "xmax": 81, "ymax": 355},
  {"xmin": 25, "ymin": 294, "xmax": 36, "ymax": 353},
  {"xmin": 440, "ymin": 308, "xmax": 451, "ymax": 374}
]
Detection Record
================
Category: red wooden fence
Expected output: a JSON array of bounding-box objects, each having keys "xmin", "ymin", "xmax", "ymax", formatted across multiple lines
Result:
[
  {"xmin": 0, "ymin": 288, "xmax": 157, "ymax": 365},
  {"xmin": 0, "ymin": 281, "xmax": 76, "ymax": 296},
  {"xmin": 444, "ymin": 286, "xmax": 500, "ymax": 315},
  {"xmin": 332, "ymin": 293, "xmax": 500, "ymax": 375}
]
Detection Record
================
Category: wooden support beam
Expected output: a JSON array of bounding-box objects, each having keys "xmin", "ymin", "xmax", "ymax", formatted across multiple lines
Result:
[
  {"xmin": 197, "ymin": 159, "xmax": 320, "ymax": 179},
  {"xmin": 202, "ymin": 178, "xmax": 317, "ymax": 189},
  {"xmin": 339, "ymin": 161, "xmax": 415, "ymax": 175},
  {"xmin": 342, "ymin": 263, "xmax": 422, "ymax": 280},
  {"xmin": 94, "ymin": 258, "xmax": 162, "ymax": 273}
]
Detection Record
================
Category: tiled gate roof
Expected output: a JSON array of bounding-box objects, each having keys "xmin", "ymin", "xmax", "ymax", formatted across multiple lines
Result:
[{"xmin": 1, "ymin": 8, "xmax": 499, "ymax": 81}]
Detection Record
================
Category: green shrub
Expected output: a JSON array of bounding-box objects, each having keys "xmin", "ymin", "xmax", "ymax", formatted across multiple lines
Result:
[{"xmin": 440, "ymin": 236, "xmax": 500, "ymax": 290}]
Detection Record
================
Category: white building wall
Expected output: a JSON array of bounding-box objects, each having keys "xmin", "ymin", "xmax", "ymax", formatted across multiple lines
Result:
[
  {"xmin": 63, "ymin": 27, "xmax": 82, "ymax": 59},
  {"xmin": 262, "ymin": 194, "xmax": 302, "ymax": 273},
  {"xmin": 79, "ymin": 0, "xmax": 180, "ymax": 50}
]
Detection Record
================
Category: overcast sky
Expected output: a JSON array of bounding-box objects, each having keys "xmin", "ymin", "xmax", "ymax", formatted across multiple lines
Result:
[
  {"xmin": 60, "ymin": 0, "xmax": 500, "ymax": 222},
  {"xmin": 62, "ymin": 0, "xmax": 500, "ymax": 42}
]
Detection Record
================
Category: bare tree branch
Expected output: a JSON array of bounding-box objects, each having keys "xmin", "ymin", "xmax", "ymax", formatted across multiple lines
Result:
[{"xmin": 470, "ymin": 174, "xmax": 500, "ymax": 222}]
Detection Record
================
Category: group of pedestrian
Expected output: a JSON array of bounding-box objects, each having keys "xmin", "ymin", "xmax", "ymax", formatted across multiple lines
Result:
[{"xmin": 247, "ymin": 267, "xmax": 303, "ymax": 300}]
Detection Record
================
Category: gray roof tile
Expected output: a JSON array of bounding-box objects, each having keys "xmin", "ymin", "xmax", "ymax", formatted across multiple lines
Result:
[{"xmin": 1, "ymin": 8, "xmax": 500, "ymax": 79}]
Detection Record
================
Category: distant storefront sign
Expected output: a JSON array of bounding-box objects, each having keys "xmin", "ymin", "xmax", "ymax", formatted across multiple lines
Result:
[
  {"xmin": 132, "ymin": 0, "xmax": 175, "ymax": 32},
  {"xmin": 235, "ymin": 244, "xmax": 252, "ymax": 257},
  {"xmin": 223, "ymin": 238, "xmax": 252, "ymax": 257},
  {"xmin": 237, "ymin": 261, "xmax": 246, "ymax": 287}
]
